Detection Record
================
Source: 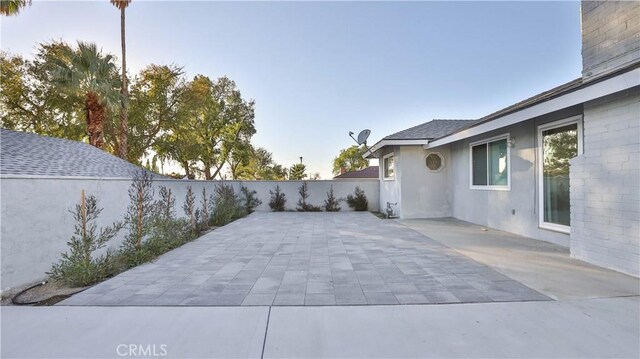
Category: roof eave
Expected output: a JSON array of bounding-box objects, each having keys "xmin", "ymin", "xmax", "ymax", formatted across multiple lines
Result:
[
  {"xmin": 363, "ymin": 139, "xmax": 430, "ymax": 159},
  {"xmin": 425, "ymin": 66, "xmax": 640, "ymax": 149}
]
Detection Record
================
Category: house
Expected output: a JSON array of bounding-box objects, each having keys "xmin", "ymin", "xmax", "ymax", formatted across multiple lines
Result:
[
  {"xmin": 333, "ymin": 166, "xmax": 379, "ymax": 179},
  {"xmin": 365, "ymin": 0, "xmax": 639, "ymax": 277}
]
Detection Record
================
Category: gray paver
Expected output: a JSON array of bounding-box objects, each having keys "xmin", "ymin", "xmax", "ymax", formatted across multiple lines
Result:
[{"xmin": 60, "ymin": 212, "xmax": 550, "ymax": 306}]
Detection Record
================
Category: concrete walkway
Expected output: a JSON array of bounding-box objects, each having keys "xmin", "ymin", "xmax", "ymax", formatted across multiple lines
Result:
[
  {"xmin": 3, "ymin": 296, "xmax": 638, "ymax": 358},
  {"xmin": 60, "ymin": 213, "xmax": 548, "ymax": 306},
  {"xmin": 401, "ymin": 218, "xmax": 640, "ymax": 300}
]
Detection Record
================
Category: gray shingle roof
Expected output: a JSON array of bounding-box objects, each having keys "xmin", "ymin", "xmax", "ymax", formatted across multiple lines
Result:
[
  {"xmin": 383, "ymin": 119, "xmax": 477, "ymax": 140},
  {"xmin": 333, "ymin": 166, "xmax": 379, "ymax": 179},
  {"xmin": 1, "ymin": 129, "xmax": 156, "ymax": 178}
]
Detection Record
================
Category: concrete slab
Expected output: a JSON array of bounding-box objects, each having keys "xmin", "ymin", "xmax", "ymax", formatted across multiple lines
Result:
[
  {"xmin": 400, "ymin": 218, "xmax": 640, "ymax": 300},
  {"xmin": 1, "ymin": 306, "xmax": 268, "ymax": 358},
  {"xmin": 263, "ymin": 296, "xmax": 640, "ymax": 358}
]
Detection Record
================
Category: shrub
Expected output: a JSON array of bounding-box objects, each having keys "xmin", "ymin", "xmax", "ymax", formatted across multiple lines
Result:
[
  {"xmin": 146, "ymin": 186, "xmax": 195, "ymax": 254},
  {"xmin": 297, "ymin": 182, "xmax": 322, "ymax": 212},
  {"xmin": 210, "ymin": 183, "xmax": 245, "ymax": 226},
  {"xmin": 346, "ymin": 186, "xmax": 368, "ymax": 211},
  {"xmin": 200, "ymin": 187, "xmax": 210, "ymax": 231},
  {"xmin": 119, "ymin": 171, "xmax": 156, "ymax": 267},
  {"xmin": 183, "ymin": 185, "xmax": 200, "ymax": 235},
  {"xmin": 269, "ymin": 185, "xmax": 286, "ymax": 211},
  {"xmin": 324, "ymin": 185, "xmax": 341, "ymax": 212},
  {"xmin": 50, "ymin": 193, "xmax": 122, "ymax": 287},
  {"xmin": 241, "ymin": 186, "xmax": 262, "ymax": 214}
]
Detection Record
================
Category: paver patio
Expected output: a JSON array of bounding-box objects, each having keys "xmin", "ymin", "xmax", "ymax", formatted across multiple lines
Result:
[{"xmin": 60, "ymin": 212, "xmax": 549, "ymax": 306}]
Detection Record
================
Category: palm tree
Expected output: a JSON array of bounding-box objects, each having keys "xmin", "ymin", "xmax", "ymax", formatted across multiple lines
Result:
[
  {"xmin": 110, "ymin": 0, "xmax": 132, "ymax": 159},
  {"xmin": 0, "ymin": 0, "xmax": 31, "ymax": 16},
  {"xmin": 50, "ymin": 42, "xmax": 121, "ymax": 148}
]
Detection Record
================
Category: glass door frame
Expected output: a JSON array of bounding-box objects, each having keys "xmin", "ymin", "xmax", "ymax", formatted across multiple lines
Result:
[{"xmin": 537, "ymin": 115, "xmax": 583, "ymax": 234}]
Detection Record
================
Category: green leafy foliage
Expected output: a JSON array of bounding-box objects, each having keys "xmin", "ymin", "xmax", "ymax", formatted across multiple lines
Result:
[
  {"xmin": 240, "ymin": 186, "xmax": 262, "ymax": 214},
  {"xmin": 183, "ymin": 185, "xmax": 200, "ymax": 235},
  {"xmin": 49, "ymin": 194, "xmax": 122, "ymax": 287},
  {"xmin": 289, "ymin": 163, "xmax": 307, "ymax": 180},
  {"xmin": 269, "ymin": 185, "xmax": 286, "ymax": 212},
  {"xmin": 324, "ymin": 185, "xmax": 342, "ymax": 212},
  {"xmin": 332, "ymin": 145, "xmax": 369, "ymax": 175},
  {"xmin": 119, "ymin": 171, "xmax": 156, "ymax": 267},
  {"xmin": 346, "ymin": 186, "xmax": 368, "ymax": 211},
  {"xmin": 296, "ymin": 182, "xmax": 322, "ymax": 212},
  {"xmin": 210, "ymin": 183, "xmax": 245, "ymax": 226}
]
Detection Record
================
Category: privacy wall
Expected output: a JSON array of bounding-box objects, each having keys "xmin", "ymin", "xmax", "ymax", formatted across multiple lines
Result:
[{"xmin": 0, "ymin": 177, "xmax": 379, "ymax": 292}]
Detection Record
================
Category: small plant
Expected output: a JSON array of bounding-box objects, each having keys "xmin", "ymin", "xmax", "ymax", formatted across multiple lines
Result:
[
  {"xmin": 269, "ymin": 185, "xmax": 286, "ymax": 212},
  {"xmin": 346, "ymin": 186, "xmax": 368, "ymax": 211},
  {"xmin": 241, "ymin": 186, "xmax": 262, "ymax": 214},
  {"xmin": 324, "ymin": 185, "xmax": 342, "ymax": 212},
  {"xmin": 183, "ymin": 185, "xmax": 200, "ymax": 235},
  {"xmin": 146, "ymin": 186, "xmax": 194, "ymax": 254},
  {"xmin": 121, "ymin": 171, "xmax": 155, "ymax": 252},
  {"xmin": 211, "ymin": 183, "xmax": 245, "ymax": 226},
  {"xmin": 50, "ymin": 193, "xmax": 122, "ymax": 287},
  {"xmin": 201, "ymin": 187, "xmax": 210, "ymax": 231},
  {"xmin": 297, "ymin": 182, "xmax": 322, "ymax": 211}
]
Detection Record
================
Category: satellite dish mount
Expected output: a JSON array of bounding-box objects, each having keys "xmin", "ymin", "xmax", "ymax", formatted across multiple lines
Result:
[{"xmin": 349, "ymin": 129, "xmax": 375, "ymax": 157}]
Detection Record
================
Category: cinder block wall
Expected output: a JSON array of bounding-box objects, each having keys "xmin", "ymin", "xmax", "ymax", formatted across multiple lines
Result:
[
  {"xmin": 581, "ymin": 1, "xmax": 640, "ymax": 79},
  {"xmin": 570, "ymin": 87, "xmax": 640, "ymax": 277}
]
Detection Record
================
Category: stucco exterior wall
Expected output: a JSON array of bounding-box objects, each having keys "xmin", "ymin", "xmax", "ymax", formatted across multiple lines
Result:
[
  {"xmin": 398, "ymin": 146, "xmax": 453, "ymax": 219},
  {"xmin": 378, "ymin": 146, "xmax": 401, "ymax": 217},
  {"xmin": 448, "ymin": 106, "xmax": 583, "ymax": 247},
  {"xmin": 570, "ymin": 87, "xmax": 640, "ymax": 277},
  {"xmin": 0, "ymin": 177, "xmax": 378, "ymax": 292}
]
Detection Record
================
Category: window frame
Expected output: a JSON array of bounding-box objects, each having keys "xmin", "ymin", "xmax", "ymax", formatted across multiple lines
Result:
[
  {"xmin": 382, "ymin": 152, "xmax": 395, "ymax": 181},
  {"xmin": 425, "ymin": 152, "xmax": 445, "ymax": 172},
  {"xmin": 537, "ymin": 115, "xmax": 583, "ymax": 234},
  {"xmin": 469, "ymin": 133, "xmax": 511, "ymax": 191}
]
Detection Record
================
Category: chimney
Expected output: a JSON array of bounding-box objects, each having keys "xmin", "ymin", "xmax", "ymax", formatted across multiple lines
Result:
[
  {"xmin": 340, "ymin": 167, "xmax": 347, "ymax": 175},
  {"xmin": 581, "ymin": 1, "xmax": 640, "ymax": 79}
]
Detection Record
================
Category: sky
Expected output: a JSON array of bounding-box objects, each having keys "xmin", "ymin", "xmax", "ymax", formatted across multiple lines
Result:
[{"xmin": 1, "ymin": 1, "xmax": 582, "ymax": 179}]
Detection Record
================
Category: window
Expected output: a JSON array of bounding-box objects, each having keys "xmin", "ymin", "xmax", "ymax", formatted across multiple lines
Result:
[
  {"xmin": 425, "ymin": 152, "xmax": 444, "ymax": 172},
  {"xmin": 538, "ymin": 116, "xmax": 583, "ymax": 233},
  {"xmin": 383, "ymin": 153, "xmax": 394, "ymax": 180},
  {"xmin": 470, "ymin": 135, "xmax": 510, "ymax": 190}
]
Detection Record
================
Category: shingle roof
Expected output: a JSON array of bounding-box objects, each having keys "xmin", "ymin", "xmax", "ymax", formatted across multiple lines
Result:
[
  {"xmin": 0, "ymin": 129, "xmax": 157, "ymax": 178},
  {"xmin": 333, "ymin": 166, "xmax": 379, "ymax": 179},
  {"xmin": 383, "ymin": 119, "xmax": 477, "ymax": 140}
]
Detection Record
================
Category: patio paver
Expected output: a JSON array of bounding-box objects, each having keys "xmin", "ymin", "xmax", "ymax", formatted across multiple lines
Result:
[{"xmin": 60, "ymin": 212, "xmax": 550, "ymax": 306}]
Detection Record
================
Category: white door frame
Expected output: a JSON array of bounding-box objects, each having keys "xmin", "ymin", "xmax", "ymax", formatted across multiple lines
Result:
[{"xmin": 537, "ymin": 115, "xmax": 583, "ymax": 234}]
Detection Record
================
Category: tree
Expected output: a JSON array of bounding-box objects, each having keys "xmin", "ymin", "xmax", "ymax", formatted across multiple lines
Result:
[
  {"xmin": 128, "ymin": 64, "xmax": 185, "ymax": 162},
  {"xmin": 332, "ymin": 145, "xmax": 369, "ymax": 175},
  {"xmin": 1, "ymin": 47, "xmax": 85, "ymax": 140},
  {"xmin": 110, "ymin": 0, "xmax": 132, "ymax": 159},
  {"xmin": 49, "ymin": 41, "xmax": 122, "ymax": 149},
  {"xmin": 1, "ymin": 0, "xmax": 31, "ymax": 16},
  {"xmin": 289, "ymin": 163, "xmax": 307, "ymax": 180},
  {"xmin": 163, "ymin": 75, "xmax": 256, "ymax": 179}
]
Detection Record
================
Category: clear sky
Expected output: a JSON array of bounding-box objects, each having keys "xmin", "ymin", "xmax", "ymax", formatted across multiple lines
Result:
[{"xmin": 1, "ymin": 1, "xmax": 582, "ymax": 179}]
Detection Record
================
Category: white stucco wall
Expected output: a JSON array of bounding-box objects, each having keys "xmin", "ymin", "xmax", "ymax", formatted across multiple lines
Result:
[
  {"xmin": 570, "ymin": 87, "xmax": 640, "ymax": 277},
  {"xmin": 0, "ymin": 177, "xmax": 378, "ymax": 292},
  {"xmin": 378, "ymin": 146, "xmax": 401, "ymax": 217},
  {"xmin": 447, "ymin": 107, "xmax": 584, "ymax": 247}
]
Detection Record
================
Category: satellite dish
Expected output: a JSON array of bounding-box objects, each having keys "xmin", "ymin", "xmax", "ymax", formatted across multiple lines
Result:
[{"xmin": 356, "ymin": 129, "xmax": 371, "ymax": 145}]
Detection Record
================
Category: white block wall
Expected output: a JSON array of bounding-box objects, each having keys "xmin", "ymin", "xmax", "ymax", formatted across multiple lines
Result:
[{"xmin": 570, "ymin": 87, "xmax": 640, "ymax": 277}]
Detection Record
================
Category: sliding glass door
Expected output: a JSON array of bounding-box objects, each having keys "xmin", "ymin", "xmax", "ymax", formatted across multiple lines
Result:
[{"xmin": 538, "ymin": 116, "xmax": 582, "ymax": 233}]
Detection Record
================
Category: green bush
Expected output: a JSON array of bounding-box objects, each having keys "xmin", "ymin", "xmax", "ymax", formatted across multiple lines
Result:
[
  {"xmin": 119, "ymin": 171, "xmax": 156, "ymax": 268},
  {"xmin": 241, "ymin": 186, "xmax": 262, "ymax": 214},
  {"xmin": 49, "ymin": 194, "xmax": 122, "ymax": 287},
  {"xmin": 183, "ymin": 185, "xmax": 200, "ymax": 235},
  {"xmin": 269, "ymin": 185, "xmax": 286, "ymax": 211},
  {"xmin": 346, "ymin": 186, "xmax": 368, "ymax": 211},
  {"xmin": 211, "ymin": 183, "xmax": 245, "ymax": 226},
  {"xmin": 297, "ymin": 182, "xmax": 322, "ymax": 212},
  {"xmin": 324, "ymin": 185, "xmax": 342, "ymax": 212}
]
